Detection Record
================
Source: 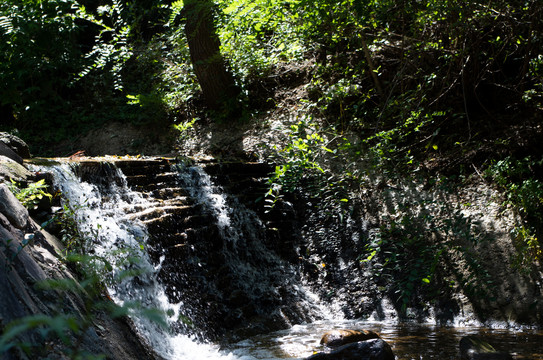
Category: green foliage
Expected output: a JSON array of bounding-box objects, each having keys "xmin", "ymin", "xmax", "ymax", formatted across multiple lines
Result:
[
  {"xmin": 291, "ymin": 0, "xmax": 542, "ymax": 173},
  {"xmin": 523, "ymin": 55, "xmax": 543, "ymax": 107},
  {"xmin": 51, "ymin": 198, "xmax": 93, "ymax": 255},
  {"xmin": 74, "ymin": 0, "xmax": 133, "ymax": 91},
  {"xmin": 173, "ymin": 117, "xmax": 198, "ymax": 142},
  {"xmin": 0, "ymin": 0, "xmax": 79, "ymax": 105},
  {"xmin": 1, "ymin": 0, "xmax": 541, "ymax": 156},
  {"xmin": 8, "ymin": 179, "xmax": 52, "ymax": 210},
  {"xmin": 267, "ymin": 119, "xmax": 325, "ymax": 190},
  {"xmin": 265, "ymin": 118, "xmax": 327, "ymax": 208},
  {"xmin": 0, "ymin": 314, "xmax": 95, "ymax": 359},
  {"xmin": 218, "ymin": 0, "xmax": 305, "ymax": 80},
  {"xmin": 0, "ymin": 0, "xmax": 162, "ymax": 154},
  {"xmin": 144, "ymin": 18, "xmax": 199, "ymax": 114},
  {"xmin": 485, "ymin": 156, "xmax": 543, "ymax": 269}
]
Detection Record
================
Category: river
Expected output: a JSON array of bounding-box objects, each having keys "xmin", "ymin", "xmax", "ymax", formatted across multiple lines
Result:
[{"xmin": 224, "ymin": 320, "xmax": 543, "ymax": 359}]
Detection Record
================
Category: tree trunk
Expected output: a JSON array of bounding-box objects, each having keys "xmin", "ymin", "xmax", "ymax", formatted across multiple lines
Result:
[{"xmin": 184, "ymin": 0, "xmax": 240, "ymax": 115}]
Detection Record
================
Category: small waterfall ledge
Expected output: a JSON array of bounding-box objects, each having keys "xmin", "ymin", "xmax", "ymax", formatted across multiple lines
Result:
[{"xmin": 32, "ymin": 156, "xmax": 327, "ymax": 358}]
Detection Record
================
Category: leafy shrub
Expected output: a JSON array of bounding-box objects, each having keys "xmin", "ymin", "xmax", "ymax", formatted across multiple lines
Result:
[
  {"xmin": 485, "ymin": 156, "xmax": 543, "ymax": 268},
  {"xmin": 8, "ymin": 179, "xmax": 52, "ymax": 210}
]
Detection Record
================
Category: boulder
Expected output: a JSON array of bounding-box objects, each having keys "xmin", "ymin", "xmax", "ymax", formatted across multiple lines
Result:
[
  {"xmin": 459, "ymin": 336, "xmax": 513, "ymax": 360},
  {"xmin": 0, "ymin": 141, "xmax": 23, "ymax": 164},
  {"xmin": 0, "ymin": 183, "xmax": 29, "ymax": 229},
  {"xmin": 321, "ymin": 329, "xmax": 381, "ymax": 347},
  {"xmin": 0, "ymin": 132, "xmax": 31, "ymax": 159},
  {"xmin": 0, "ymin": 155, "xmax": 33, "ymax": 182},
  {"xmin": 306, "ymin": 338, "xmax": 395, "ymax": 360}
]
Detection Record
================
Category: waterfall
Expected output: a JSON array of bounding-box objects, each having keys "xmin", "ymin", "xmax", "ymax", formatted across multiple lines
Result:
[
  {"xmin": 34, "ymin": 158, "xmax": 331, "ymax": 359},
  {"xmin": 36, "ymin": 160, "xmax": 240, "ymax": 359}
]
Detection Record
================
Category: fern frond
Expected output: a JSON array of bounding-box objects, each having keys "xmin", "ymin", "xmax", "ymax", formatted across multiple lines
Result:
[{"xmin": 168, "ymin": 0, "xmax": 185, "ymax": 26}]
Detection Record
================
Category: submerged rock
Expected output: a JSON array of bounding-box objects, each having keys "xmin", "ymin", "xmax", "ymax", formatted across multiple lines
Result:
[
  {"xmin": 320, "ymin": 329, "xmax": 381, "ymax": 347},
  {"xmin": 306, "ymin": 338, "xmax": 395, "ymax": 360},
  {"xmin": 459, "ymin": 336, "xmax": 513, "ymax": 360}
]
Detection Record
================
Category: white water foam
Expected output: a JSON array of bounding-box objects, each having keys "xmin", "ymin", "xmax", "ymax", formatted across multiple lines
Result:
[{"xmin": 176, "ymin": 165, "xmax": 233, "ymax": 232}]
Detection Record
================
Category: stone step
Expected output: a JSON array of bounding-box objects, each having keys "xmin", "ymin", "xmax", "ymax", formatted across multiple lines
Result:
[
  {"xmin": 202, "ymin": 162, "xmax": 273, "ymax": 178},
  {"xmin": 122, "ymin": 205, "xmax": 194, "ymax": 222},
  {"xmin": 130, "ymin": 182, "xmax": 174, "ymax": 192},
  {"xmin": 151, "ymin": 187, "xmax": 189, "ymax": 199},
  {"xmin": 143, "ymin": 213, "xmax": 214, "ymax": 234},
  {"xmin": 118, "ymin": 197, "xmax": 191, "ymax": 213},
  {"xmin": 113, "ymin": 158, "xmax": 173, "ymax": 174},
  {"xmin": 125, "ymin": 172, "xmax": 179, "ymax": 187},
  {"xmin": 117, "ymin": 163, "xmax": 172, "ymax": 177}
]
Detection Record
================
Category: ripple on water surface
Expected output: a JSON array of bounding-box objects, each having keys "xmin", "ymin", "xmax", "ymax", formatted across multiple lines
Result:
[{"xmin": 224, "ymin": 320, "xmax": 543, "ymax": 360}]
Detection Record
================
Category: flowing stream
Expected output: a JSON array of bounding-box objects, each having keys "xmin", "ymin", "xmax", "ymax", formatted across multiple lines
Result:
[{"xmin": 34, "ymin": 158, "xmax": 543, "ymax": 360}]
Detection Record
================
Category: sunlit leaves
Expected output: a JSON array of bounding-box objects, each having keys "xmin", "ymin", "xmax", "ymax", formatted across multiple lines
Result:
[
  {"xmin": 8, "ymin": 179, "xmax": 52, "ymax": 209},
  {"xmin": 168, "ymin": 0, "xmax": 185, "ymax": 26},
  {"xmin": 74, "ymin": 0, "xmax": 132, "ymax": 91},
  {"xmin": 217, "ymin": 0, "xmax": 306, "ymax": 80}
]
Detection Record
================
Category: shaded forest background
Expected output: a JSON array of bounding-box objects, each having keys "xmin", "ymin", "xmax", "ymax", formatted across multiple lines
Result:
[{"xmin": 1, "ymin": 0, "xmax": 543, "ymax": 311}]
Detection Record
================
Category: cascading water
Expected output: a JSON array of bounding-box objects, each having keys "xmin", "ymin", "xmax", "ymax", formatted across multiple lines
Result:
[
  {"xmin": 35, "ymin": 158, "xmax": 329, "ymax": 359},
  {"xmin": 36, "ymin": 160, "xmax": 243, "ymax": 359},
  {"xmin": 32, "ymin": 157, "xmax": 543, "ymax": 360}
]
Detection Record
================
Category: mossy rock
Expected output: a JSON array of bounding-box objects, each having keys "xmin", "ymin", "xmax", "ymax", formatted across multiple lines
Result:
[{"xmin": 0, "ymin": 155, "xmax": 33, "ymax": 183}]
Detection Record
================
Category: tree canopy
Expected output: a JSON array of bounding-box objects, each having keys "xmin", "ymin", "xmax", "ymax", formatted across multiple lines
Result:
[{"xmin": 0, "ymin": 0, "xmax": 541, "ymax": 165}]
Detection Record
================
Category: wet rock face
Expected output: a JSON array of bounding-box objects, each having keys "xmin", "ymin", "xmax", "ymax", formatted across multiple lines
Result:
[
  {"xmin": 459, "ymin": 336, "xmax": 513, "ymax": 360},
  {"xmin": 0, "ymin": 155, "xmax": 33, "ymax": 183},
  {"xmin": 306, "ymin": 338, "xmax": 395, "ymax": 360},
  {"xmin": 0, "ymin": 133, "xmax": 33, "ymax": 183},
  {"xmin": 297, "ymin": 205, "xmax": 381, "ymax": 319},
  {"xmin": 104, "ymin": 158, "xmax": 316, "ymax": 341},
  {"xmin": 0, "ymin": 141, "xmax": 23, "ymax": 164},
  {"xmin": 320, "ymin": 329, "xmax": 381, "ymax": 347}
]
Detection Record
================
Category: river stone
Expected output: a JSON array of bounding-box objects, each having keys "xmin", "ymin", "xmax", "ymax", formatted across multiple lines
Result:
[
  {"xmin": 306, "ymin": 338, "xmax": 395, "ymax": 360},
  {"xmin": 459, "ymin": 336, "xmax": 513, "ymax": 360},
  {"xmin": 320, "ymin": 329, "xmax": 381, "ymax": 347},
  {"xmin": 0, "ymin": 155, "xmax": 33, "ymax": 182},
  {"xmin": 0, "ymin": 132, "xmax": 31, "ymax": 159},
  {"xmin": 0, "ymin": 183, "xmax": 29, "ymax": 229}
]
